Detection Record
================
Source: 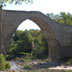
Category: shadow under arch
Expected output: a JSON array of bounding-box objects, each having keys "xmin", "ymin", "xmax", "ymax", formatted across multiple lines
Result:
[{"xmin": 2, "ymin": 10, "xmax": 61, "ymax": 62}]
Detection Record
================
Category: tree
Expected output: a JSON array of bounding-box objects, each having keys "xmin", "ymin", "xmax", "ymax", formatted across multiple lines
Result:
[
  {"xmin": 47, "ymin": 12, "xmax": 72, "ymax": 25},
  {"xmin": 8, "ymin": 29, "xmax": 48, "ymax": 59},
  {"xmin": 17, "ymin": 30, "xmax": 33, "ymax": 53},
  {"xmin": 29, "ymin": 29, "xmax": 48, "ymax": 58},
  {"xmin": 47, "ymin": 13, "xmax": 55, "ymax": 19},
  {"xmin": 13, "ymin": 30, "xmax": 23, "ymax": 42},
  {"xmin": 60, "ymin": 12, "xmax": 72, "ymax": 25},
  {"xmin": 12, "ymin": 30, "xmax": 33, "ymax": 55},
  {"xmin": 0, "ymin": 0, "xmax": 33, "ymax": 8}
]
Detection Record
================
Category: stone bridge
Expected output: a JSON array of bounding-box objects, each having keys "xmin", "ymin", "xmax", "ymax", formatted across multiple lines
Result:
[{"xmin": 0, "ymin": 10, "xmax": 72, "ymax": 62}]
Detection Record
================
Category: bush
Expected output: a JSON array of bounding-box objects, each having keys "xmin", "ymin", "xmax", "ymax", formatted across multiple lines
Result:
[
  {"xmin": 0, "ymin": 54, "xmax": 11, "ymax": 71},
  {"xmin": 66, "ymin": 58, "xmax": 72, "ymax": 66},
  {"xmin": 45, "ymin": 59, "xmax": 49, "ymax": 62},
  {"xmin": 5, "ymin": 61, "xmax": 11, "ymax": 69},
  {"xmin": 0, "ymin": 54, "xmax": 6, "ymax": 71},
  {"xmin": 6, "ymin": 55, "xmax": 15, "ymax": 60},
  {"xmin": 32, "ymin": 45, "xmax": 48, "ymax": 59},
  {"xmin": 21, "ymin": 59, "xmax": 31, "ymax": 62},
  {"xmin": 24, "ymin": 65, "xmax": 32, "ymax": 70}
]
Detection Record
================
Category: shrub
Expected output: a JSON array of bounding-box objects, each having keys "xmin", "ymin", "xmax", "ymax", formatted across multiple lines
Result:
[
  {"xmin": 21, "ymin": 59, "xmax": 31, "ymax": 62},
  {"xmin": 32, "ymin": 46, "xmax": 48, "ymax": 59},
  {"xmin": 24, "ymin": 65, "xmax": 32, "ymax": 70},
  {"xmin": 6, "ymin": 55, "xmax": 15, "ymax": 60},
  {"xmin": 45, "ymin": 59, "xmax": 49, "ymax": 62},
  {"xmin": 0, "ymin": 54, "xmax": 6, "ymax": 71},
  {"xmin": 66, "ymin": 58, "xmax": 72, "ymax": 66},
  {"xmin": 0, "ymin": 54, "xmax": 11, "ymax": 71},
  {"xmin": 5, "ymin": 61, "xmax": 11, "ymax": 69}
]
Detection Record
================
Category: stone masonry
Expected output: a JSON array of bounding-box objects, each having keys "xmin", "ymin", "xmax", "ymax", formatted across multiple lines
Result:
[{"xmin": 0, "ymin": 10, "xmax": 72, "ymax": 62}]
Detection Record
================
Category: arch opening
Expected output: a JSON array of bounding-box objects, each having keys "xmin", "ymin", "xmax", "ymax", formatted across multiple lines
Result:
[
  {"xmin": 7, "ymin": 19, "xmax": 49, "ymax": 60},
  {"xmin": 17, "ymin": 19, "xmax": 40, "ymax": 31}
]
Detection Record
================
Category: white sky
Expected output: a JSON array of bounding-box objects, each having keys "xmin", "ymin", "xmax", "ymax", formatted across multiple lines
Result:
[{"xmin": 3, "ymin": 0, "xmax": 72, "ymax": 30}]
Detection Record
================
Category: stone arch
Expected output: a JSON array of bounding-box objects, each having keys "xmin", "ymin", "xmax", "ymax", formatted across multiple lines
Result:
[{"xmin": 2, "ymin": 10, "xmax": 61, "ymax": 62}]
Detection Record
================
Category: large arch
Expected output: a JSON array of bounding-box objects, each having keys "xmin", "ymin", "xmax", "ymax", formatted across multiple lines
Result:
[{"xmin": 1, "ymin": 10, "xmax": 61, "ymax": 62}]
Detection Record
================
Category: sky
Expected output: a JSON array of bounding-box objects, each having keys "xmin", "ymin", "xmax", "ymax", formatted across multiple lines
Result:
[{"xmin": 3, "ymin": 0, "xmax": 72, "ymax": 30}]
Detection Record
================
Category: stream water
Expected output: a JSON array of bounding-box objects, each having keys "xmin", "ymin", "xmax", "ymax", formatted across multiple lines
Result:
[{"xmin": 9, "ymin": 61, "xmax": 22, "ymax": 70}]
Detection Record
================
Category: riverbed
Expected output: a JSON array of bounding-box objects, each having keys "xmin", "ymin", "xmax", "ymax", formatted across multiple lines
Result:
[{"xmin": 9, "ymin": 60, "xmax": 72, "ymax": 71}]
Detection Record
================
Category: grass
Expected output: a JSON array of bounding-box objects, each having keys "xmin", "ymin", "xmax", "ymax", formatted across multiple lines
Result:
[
  {"xmin": 19, "ymin": 52, "xmax": 32, "ymax": 56},
  {"xmin": 21, "ymin": 58, "xmax": 31, "ymax": 62},
  {"xmin": 23, "ymin": 64, "xmax": 32, "ymax": 70}
]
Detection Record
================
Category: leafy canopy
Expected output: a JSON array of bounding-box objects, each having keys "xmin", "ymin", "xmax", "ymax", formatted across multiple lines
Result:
[
  {"xmin": 47, "ymin": 12, "xmax": 72, "ymax": 25},
  {"xmin": 0, "ymin": 0, "xmax": 33, "ymax": 8},
  {"xmin": 8, "ymin": 29, "xmax": 48, "ymax": 59}
]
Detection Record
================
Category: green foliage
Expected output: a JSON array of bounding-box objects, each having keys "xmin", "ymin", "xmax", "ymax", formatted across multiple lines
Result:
[
  {"xmin": 0, "ymin": 54, "xmax": 11, "ymax": 71},
  {"xmin": 13, "ymin": 30, "xmax": 23, "ymax": 42},
  {"xmin": 0, "ymin": 0, "xmax": 33, "ymax": 8},
  {"xmin": 24, "ymin": 64, "xmax": 32, "ymax": 70},
  {"xmin": 21, "ymin": 58, "xmax": 31, "ymax": 62},
  {"xmin": 8, "ymin": 39, "xmax": 17, "ymax": 53},
  {"xmin": 19, "ymin": 52, "xmax": 31, "ymax": 55},
  {"xmin": 47, "ymin": 12, "xmax": 72, "ymax": 25},
  {"xmin": 15, "ymin": 30, "xmax": 33, "ymax": 53},
  {"xmin": 45, "ymin": 59, "xmax": 49, "ymax": 62},
  {"xmin": 0, "ymin": 54, "xmax": 6, "ymax": 71},
  {"xmin": 32, "ymin": 45, "xmax": 47, "ymax": 59},
  {"xmin": 66, "ymin": 58, "xmax": 72, "ymax": 66},
  {"xmin": 8, "ymin": 29, "xmax": 48, "ymax": 59},
  {"xmin": 6, "ymin": 55, "xmax": 15, "ymax": 60},
  {"xmin": 30, "ymin": 30, "xmax": 48, "ymax": 59},
  {"xmin": 8, "ymin": 30, "xmax": 33, "ymax": 56},
  {"xmin": 5, "ymin": 61, "xmax": 11, "ymax": 69}
]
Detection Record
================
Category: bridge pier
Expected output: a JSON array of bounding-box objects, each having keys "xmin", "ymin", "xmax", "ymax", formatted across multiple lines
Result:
[
  {"xmin": 48, "ymin": 39, "xmax": 61, "ymax": 62},
  {"xmin": 0, "ymin": 10, "xmax": 6, "ymax": 55},
  {"xmin": 0, "ymin": 10, "xmax": 3, "ymax": 54}
]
